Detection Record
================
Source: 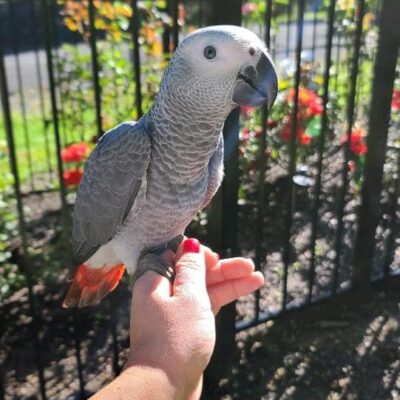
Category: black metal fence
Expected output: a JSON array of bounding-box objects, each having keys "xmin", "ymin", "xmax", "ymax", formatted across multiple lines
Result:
[{"xmin": 0, "ymin": 0, "xmax": 399, "ymax": 398}]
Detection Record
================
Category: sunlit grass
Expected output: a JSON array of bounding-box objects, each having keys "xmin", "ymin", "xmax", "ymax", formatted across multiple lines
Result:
[{"xmin": 0, "ymin": 109, "xmax": 98, "ymax": 188}]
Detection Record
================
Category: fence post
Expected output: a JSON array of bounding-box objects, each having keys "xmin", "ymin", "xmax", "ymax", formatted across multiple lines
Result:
[
  {"xmin": 39, "ymin": 0, "xmax": 68, "ymax": 214},
  {"xmin": 0, "ymin": 27, "xmax": 47, "ymax": 400},
  {"xmin": 352, "ymin": 0, "xmax": 400, "ymax": 289},
  {"xmin": 88, "ymin": 0, "xmax": 103, "ymax": 138},
  {"xmin": 203, "ymin": 0, "xmax": 241, "ymax": 392}
]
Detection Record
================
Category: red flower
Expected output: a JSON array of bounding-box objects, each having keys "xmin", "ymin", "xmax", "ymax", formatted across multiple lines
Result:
[
  {"xmin": 61, "ymin": 142, "xmax": 91, "ymax": 163},
  {"xmin": 63, "ymin": 168, "xmax": 83, "ymax": 187},
  {"xmin": 287, "ymin": 87, "xmax": 323, "ymax": 118},
  {"xmin": 341, "ymin": 128, "xmax": 368, "ymax": 156},
  {"xmin": 240, "ymin": 105, "xmax": 254, "ymax": 118},
  {"xmin": 305, "ymin": 99, "xmax": 323, "ymax": 117},
  {"xmin": 299, "ymin": 133, "xmax": 312, "ymax": 145},
  {"xmin": 287, "ymin": 87, "xmax": 316, "ymax": 106},
  {"xmin": 280, "ymin": 115, "xmax": 311, "ymax": 146},
  {"xmin": 392, "ymin": 89, "xmax": 400, "ymax": 111}
]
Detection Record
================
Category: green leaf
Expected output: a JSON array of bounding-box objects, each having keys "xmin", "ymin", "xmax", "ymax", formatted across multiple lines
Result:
[{"xmin": 305, "ymin": 117, "xmax": 322, "ymax": 137}]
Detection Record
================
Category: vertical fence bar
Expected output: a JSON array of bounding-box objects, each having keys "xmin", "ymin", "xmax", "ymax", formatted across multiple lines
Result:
[
  {"xmin": 51, "ymin": 0, "xmax": 68, "ymax": 146},
  {"xmin": 352, "ymin": 0, "xmax": 399, "ymax": 289},
  {"xmin": 0, "ymin": 364, "xmax": 4, "ymax": 400},
  {"xmin": 40, "ymin": 0, "xmax": 68, "ymax": 212},
  {"xmin": 383, "ymin": 148, "xmax": 400, "ymax": 276},
  {"xmin": 0, "ymin": 15, "xmax": 9, "ymax": 400},
  {"xmin": 109, "ymin": 296, "xmax": 121, "ymax": 376},
  {"xmin": 109, "ymin": 41, "xmax": 121, "ymax": 121},
  {"xmin": 30, "ymin": 0, "xmax": 54, "ymax": 180},
  {"xmin": 6, "ymin": 0, "xmax": 36, "ymax": 192},
  {"xmin": 254, "ymin": 0, "xmax": 273, "ymax": 322},
  {"xmin": 271, "ymin": 6, "xmax": 277, "ymax": 59},
  {"xmin": 285, "ymin": 0, "xmax": 292, "ymax": 58},
  {"xmin": 0, "ymin": 32, "xmax": 47, "ymax": 400},
  {"xmin": 311, "ymin": 4, "xmax": 318, "ymax": 62},
  {"xmin": 72, "ymin": 32, "xmax": 87, "ymax": 142},
  {"xmin": 72, "ymin": 311, "xmax": 85, "ymax": 399},
  {"xmin": 333, "ymin": 28, "xmax": 342, "ymax": 93},
  {"xmin": 171, "ymin": 0, "xmax": 179, "ymax": 51},
  {"xmin": 281, "ymin": 0, "xmax": 306, "ymax": 311},
  {"xmin": 162, "ymin": 4, "xmax": 171, "ymax": 55},
  {"xmin": 131, "ymin": 0, "xmax": 143, "ymax": 119},
  {"xmin": 204, "ymin": 0, "xmax": 241, "ymax": 390},
  {"xmin": 307, "ymin": 0, "xmax": 336, "ymax": 303},
  {"xmin": 198, "ymin": 0, "xmax": 204, "ymax": 26},
  {"xmin": 331, "ymin": 0, "xmax": 365, "ymax": 294},
  {"xmin": 88, "ymin": 0, "xmax": 103, "ymax": 138}
]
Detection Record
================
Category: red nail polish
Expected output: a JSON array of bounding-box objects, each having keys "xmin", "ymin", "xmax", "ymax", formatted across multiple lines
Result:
[{"xmin": 182, "ymin": 238, "xmax": 200, "ymax": 254}]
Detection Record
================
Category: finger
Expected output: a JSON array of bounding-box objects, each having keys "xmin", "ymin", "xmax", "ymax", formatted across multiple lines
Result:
[
  {"xmin": 204, "ymin": 246, "xmax": 219, "ymax": 271},
  {"xmin": 173, "ymin": 238, "xmax": 208, "ymax": 300},
  {"xmin": 206, "ymin": 257, "xmax": 254, "ymax": 285},
  {"xmin": 208, "ymin": 272, "xmax": 264, "ymax": 314},
  {"xmin": 132, "ymin": 250, "xmax": 174, "ymax": 302},
  {"xmin": 175, "ymin": 242, "xmax": 218, "ymax": 271}
]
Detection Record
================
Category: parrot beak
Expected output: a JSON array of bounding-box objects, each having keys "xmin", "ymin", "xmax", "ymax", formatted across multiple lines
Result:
[{"xmin": 232, "ymin": 51, "xmax": 278, "ymax": 109}]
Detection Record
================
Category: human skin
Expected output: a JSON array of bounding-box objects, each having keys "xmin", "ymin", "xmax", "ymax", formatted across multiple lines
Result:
[{"xmin": 92, "ymin": 239, "xmax": 264, "ymax": 400}]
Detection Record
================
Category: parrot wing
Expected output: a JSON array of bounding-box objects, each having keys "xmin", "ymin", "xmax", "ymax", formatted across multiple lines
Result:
[
  {"xmin": 202, "ymin": 133, "xmax": 224, "ymax": 208},
  {"xmin": 71, "ymin": 121, "xmax": 151, "ymax": 265}
]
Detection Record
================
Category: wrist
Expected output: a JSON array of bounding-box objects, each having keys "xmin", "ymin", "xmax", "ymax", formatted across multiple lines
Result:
[
  {"xmin": 125, "ymin": 351, "xmax": 201, "ymax": 399},
  {"xmin": 122, "ymin": 364, "xmax": 181, "ymax": 399}
]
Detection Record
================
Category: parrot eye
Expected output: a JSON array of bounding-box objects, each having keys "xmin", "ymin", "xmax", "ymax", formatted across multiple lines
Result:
[
  {"xmin": 249, "ymin": 47, "xmax": 255, "ymax": 56},
  {"xmin": 204, "ymin": 46, "xmax": 217, "ymax": 60}
]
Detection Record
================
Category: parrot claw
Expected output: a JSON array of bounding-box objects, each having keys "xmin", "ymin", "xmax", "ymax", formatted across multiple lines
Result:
[{"xmin": 130, "ymin": 235, "xmax": 184, "ymax": 288}]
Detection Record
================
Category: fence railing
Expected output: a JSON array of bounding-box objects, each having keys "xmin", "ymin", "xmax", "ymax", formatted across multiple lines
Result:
[{"xmin": 0, "ymin": 0, "xmax": 399, "ymax": 398}]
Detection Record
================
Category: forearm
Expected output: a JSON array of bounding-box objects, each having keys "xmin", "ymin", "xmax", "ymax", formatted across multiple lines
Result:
[
  {"xmin": 91, "ymin": 364, "xmax": 182, "ymax": 400},
  {"xmin": 91, "ymin": 362, "xmax": 202, "ymax": 400}
]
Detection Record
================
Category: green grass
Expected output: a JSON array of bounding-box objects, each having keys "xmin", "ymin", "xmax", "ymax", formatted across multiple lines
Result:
[
  {"xmin": 0, "ymin": 112, "xmax": 55, "ymax": 186},
  {"xmin": 0, "ymin": 109, "xmax": 99, "ymax": 188}
]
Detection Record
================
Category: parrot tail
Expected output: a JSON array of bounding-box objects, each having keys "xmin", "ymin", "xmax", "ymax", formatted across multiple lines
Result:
[{"xmin": 62, "ymin": 263, "xmax": 125, "ymax": 308}]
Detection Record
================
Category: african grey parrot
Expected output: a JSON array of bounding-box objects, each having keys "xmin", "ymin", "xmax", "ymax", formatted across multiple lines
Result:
[{"xmin": 63, "ymin": 25, "xmax": 277, "ymax": 308}]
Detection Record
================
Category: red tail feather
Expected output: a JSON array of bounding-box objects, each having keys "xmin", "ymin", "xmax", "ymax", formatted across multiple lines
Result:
[{"xmin": 63, "ymin": 263, "xmax": 125, "ymax": 308}]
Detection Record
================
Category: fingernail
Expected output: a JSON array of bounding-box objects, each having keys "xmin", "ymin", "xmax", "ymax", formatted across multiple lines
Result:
[
  {"xmin": 214, "ymin": 252, "xmax": 220, "ymax": 261},
  {"xmin": 182, "ymin": 238, "xmax": 200, "ymax": 254}
]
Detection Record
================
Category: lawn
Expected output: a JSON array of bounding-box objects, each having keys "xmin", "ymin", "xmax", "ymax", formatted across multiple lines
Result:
[{"xmin": 0, "ymin": 107, "xmax": 102, "ymax": 190}]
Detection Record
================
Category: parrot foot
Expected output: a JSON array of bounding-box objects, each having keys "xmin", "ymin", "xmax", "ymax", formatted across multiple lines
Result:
[{"xmin": 130, "ymin": 235, "xmax": 184, "ymax": 288}]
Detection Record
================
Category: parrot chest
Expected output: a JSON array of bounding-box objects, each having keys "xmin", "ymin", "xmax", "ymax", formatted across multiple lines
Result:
[{"xmin": 123, "ymin": 166, "xmax": 209, "ymax": 246}]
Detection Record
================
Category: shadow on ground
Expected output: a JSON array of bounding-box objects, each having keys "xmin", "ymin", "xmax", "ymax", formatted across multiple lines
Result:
[{"xmin": 204, "ymin": 289, "xmax": 400, "ymax": 400}]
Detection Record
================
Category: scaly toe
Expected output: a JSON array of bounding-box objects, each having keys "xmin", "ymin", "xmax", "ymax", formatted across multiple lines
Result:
[{"xmin": 130, "ymin": 252, "xmax": 175, "ymax": 289}]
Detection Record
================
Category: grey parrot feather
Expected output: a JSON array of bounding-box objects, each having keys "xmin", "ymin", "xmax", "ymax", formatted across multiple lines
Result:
[
  {"xmin": 202, "ymin": 133, "xmax": 224, "ymax": 208},
  {"xmin": 72, "ymin": 121, "xmax": 151, "ymax": 264}
]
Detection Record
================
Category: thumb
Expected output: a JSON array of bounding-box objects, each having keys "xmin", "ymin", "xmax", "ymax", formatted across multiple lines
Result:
[{"xmin": 173, "ymin": 238, "xmax": 207, "ymax": 300}]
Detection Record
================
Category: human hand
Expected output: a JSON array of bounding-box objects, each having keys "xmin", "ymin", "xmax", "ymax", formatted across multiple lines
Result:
[{"xmin": 126, "ymin": 238, "xmax": 264, "ymax": 399}]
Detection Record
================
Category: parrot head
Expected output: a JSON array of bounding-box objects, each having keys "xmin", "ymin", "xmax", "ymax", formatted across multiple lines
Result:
[{"xmin": 160, "ymin": 25, "xmax": 278, "ymax": 113}]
